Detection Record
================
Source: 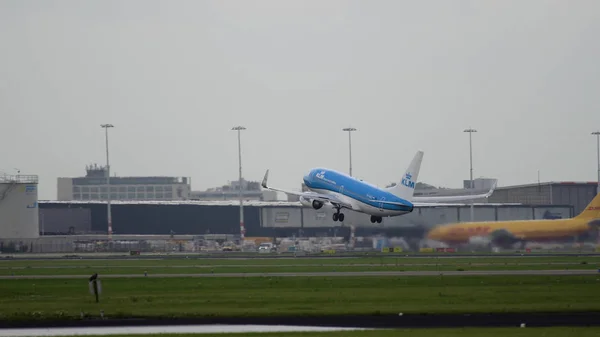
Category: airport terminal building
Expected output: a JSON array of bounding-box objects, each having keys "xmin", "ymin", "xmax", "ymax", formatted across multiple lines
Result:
[
  {"xmin": 37, "ymin": 199, "xmax": 573, "ymax": 240},
  {"xmin": 37, "ymin": 178, "xmax": 597, "ymax": 238},
  {"xmin": 57, "ymin": 165, "xmax": 276, "ymax": 203},
  {"xmin": 487, "ymin": 181, "xmax": 598, "ymax": 214},
  {"xmin": 4, "ymin": 169, "xmax": 595, "ymax": 244},
  {"xmin": 57, "ymin": 165, "xmax": 192, "ymax": 201}
]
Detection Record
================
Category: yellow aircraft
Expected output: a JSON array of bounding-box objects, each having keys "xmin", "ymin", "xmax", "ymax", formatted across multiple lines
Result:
[{"xmin": 426, "ymin": 193, "xmax": 600, "ymax": 248}]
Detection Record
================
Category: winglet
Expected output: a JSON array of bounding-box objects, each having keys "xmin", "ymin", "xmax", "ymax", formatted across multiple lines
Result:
[
  {"xmin": 486, "ymin": 179, "xmax": 498, "ymax": 197},
  {"xmin": 261, "ymin": 169, "xmax": 270, "ymax": 189},
  {"xmin": 479, "ymin": 179, "xmax": 497, "ymax": 198}
]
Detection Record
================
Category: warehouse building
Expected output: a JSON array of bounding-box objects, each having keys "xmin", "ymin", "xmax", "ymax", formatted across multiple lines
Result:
[
  {"xmin": 487, "ymin": 181, "xmax": 598, "ymax": 215},
  {"xmin": 37, "ymin": 200, "xmax": 573, "ymax": 240}
]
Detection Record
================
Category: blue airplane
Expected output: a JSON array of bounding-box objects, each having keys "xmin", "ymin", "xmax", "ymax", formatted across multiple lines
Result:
[{"xmin": 261, "ymin": 150, "xmax": 496, "ymax": 224}]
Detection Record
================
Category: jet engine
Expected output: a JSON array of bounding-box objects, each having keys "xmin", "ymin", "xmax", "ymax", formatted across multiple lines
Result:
[
  {"xmin": 488, "ymin": 228, "xmax": 521, "ymax": 248},
  {"xmin": 299, "ymin": 196, "xmax": 323, "ymax": 210}
]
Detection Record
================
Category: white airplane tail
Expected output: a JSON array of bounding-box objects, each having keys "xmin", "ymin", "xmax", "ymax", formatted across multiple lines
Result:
[{"xmin": 386, "ymin": 150, "xmax": 424, "ymax": 201}]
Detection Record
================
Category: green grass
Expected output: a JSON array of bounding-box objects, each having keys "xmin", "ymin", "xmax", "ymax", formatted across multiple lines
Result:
[
  {"xmin": 6, "ymin": 251, "xmax": 595, "ymax": 258},
  {"xmin": 0, "ymin": 263, "xmax": 597, "ymax": 276},
  {"xmin": 1, "ymin": 275, "xmax": 600, "ymax": 321},
  {"xmin": 2, "ymin": 256, "xmax": 599, "ymax": 267},
  {"xmin": 0, "ymin": 256, "xmax": 597, "ymax": 276},
  {"xmin": 72, "ymin": 328, "xmax": 600, "ymax": 337}
]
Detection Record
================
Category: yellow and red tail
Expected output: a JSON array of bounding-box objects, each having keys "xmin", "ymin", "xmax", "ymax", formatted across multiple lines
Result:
[{"xmin": 574, "ymin": 193, "xmax": 600, "ymax": 219}]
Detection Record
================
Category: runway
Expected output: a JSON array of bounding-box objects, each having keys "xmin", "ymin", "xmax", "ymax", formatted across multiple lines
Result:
[
  {"xmin": 3, "ymin": 312, "xmax": 600, "ymax": 331},
  {"xmin": 0, "ymin": 269, "xmax": 597, "ymax": 279},
  {"xmin": 0, "ymin": 325, "xmax": 373, "ymax": 336}
]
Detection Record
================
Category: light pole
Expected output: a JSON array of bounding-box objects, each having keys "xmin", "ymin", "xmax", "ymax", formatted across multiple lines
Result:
[
  {"xmin": 101, "ymin": 124, "xmax": 114, "ymax": 240},
  {"xmin": 342, "ymin": 127, "xmax": 357, "ymax": 176},
  {"xmin": 593, "ymin": 131, "xmax": 600, "ymax": 195},
  {"xmin": 232, "ymin": 126, "xmax": 246, "ymax": 240},
  {"xmin": 464, "ymin": 128, "xmax": 477, "ymax": 221}
]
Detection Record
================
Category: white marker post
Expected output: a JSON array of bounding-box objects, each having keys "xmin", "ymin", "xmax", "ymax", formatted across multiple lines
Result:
[{"xmin": 88, "ymin": 273, "xmax": 102, "ymax": 303}]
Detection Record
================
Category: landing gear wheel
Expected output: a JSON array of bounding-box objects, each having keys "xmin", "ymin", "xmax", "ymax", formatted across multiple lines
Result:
[
  {"xmin": 333, "ymin": 213, "xmax": 339, "ymax": 221},
  {"xmin": 376, "ymin": 217, "xmax": 382, "ymax": 223},
  {"xmin": 338, "ymin": 213, "xmax": 345, "ymax": 222}
]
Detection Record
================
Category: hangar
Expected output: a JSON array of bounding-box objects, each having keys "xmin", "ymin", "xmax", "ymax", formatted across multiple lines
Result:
[
  {"xmin": 487, "ymin": 181, "xmax": 598, "ymax": 215},
  {"xmin": 37, "ymin": 200, "xmax": 573, "ymax": 239}
]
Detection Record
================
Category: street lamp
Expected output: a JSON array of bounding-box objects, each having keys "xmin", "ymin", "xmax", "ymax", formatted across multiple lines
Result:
[
  {"xmin": 342, "ymin": 127, "xmax": 357, "ymax": 176},
  {"xmin": 593, "ymin": 131, "xmax": 600, "ymax": 195},
  {"xmin": 464, "ymin": 128, "xmax": 477, "ymax": 222},
  {"xmin": 231, "ymin": 126, "xmax": 246, "ymax": 240},
  {"xmin": 101, "ymin": 124, "xmax": 114, "ymax": 240}
]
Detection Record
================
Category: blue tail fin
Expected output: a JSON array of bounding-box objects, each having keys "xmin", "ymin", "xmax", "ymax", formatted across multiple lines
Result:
[{"xmin": 386, "ymin": 150, "xmax": 424, "ymax": 201}]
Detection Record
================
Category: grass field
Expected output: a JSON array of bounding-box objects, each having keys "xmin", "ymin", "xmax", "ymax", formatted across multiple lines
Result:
[
  {"xmin": 3, "ymin": 248, "xmax": 600, "ymax": 259},
  {"xmin": 1, "ymin": 275, "xmax": 599, "ymax": 321},
  {"xmin": 66, "ymin": 327, "xmax": 600, "ymax": 337},
  {"xmin": 0, "ymin": 264, "xmax": 598, "ymax": 276},
  {"xmin": 3, "ymin": 256, "xmax": 599, "ymax": 266},
  {"xmin": 0, "ymin": 256, "xmax": 598, "ymax": 276}
]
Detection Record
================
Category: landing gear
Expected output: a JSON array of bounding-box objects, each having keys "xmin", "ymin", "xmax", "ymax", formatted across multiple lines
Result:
[
  {"xmin": 332, "ymin": 208, "xmax": 345, "ymax": 222},
  {"xmin": 370, "ymin": 215, "xmax": 382, "ymax": 224}
]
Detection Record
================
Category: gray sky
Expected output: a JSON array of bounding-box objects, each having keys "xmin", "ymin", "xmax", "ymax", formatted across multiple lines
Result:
[{"xmin": 1, "ymin": 0, "xmax": 600, "ymax": 200}]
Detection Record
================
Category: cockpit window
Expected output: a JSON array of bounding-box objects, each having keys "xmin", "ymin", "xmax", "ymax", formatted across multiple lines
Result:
[{"xmin": 305, "ymin": 169, "xmax": 316, "ymax": 181}]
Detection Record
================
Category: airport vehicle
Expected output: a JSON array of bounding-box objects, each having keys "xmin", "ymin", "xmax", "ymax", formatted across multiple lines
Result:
[
  {"xmin": 261, "ymin": 151, "xmax": 495, "ymax": 224},
  {"xmin": 426, "ymin": 193, "xmax": 600, "ymax": 249},
  {"xmin": 258, "ymin": 242, "xmax": 277, "ymax": 253}
]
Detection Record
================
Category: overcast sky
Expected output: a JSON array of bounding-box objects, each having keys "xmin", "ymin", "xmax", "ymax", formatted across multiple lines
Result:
[{"xmin": 1, "ymin": 0, "xmax": 600, "ymax": 200}]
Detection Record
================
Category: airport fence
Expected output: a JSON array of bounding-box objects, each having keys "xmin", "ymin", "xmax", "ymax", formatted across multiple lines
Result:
[
  {"xmin": 0, "ymin": 239, "xmax": 197, "ymax": 254},
  {"xmin": 1, "ymin": 239, "xmax": 599, "ymax": 255}
]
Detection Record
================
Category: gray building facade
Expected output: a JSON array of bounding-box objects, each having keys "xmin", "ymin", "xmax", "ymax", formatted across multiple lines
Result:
[
  {"xmin": 37, "ymin": 200, "xmax": 572, "ymax": 238},
  {"xmin": 488, "ymin": 182, "xmax": 598, "ymax": 215},
  {"xmin": 261, "ymin": 203, "xmax": 573, "ymax": 230},
  {"xmin": 189, "ymin": 178, "xmax": 277, "ymax": 201},
  {"xmin": 57, "ymin": 164, "xmax": 191, "ymax": 201}
]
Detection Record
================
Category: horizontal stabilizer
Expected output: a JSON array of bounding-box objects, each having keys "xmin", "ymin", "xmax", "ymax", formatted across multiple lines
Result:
[{"xmin": 377, "ymin": 199, "xmax": 414, "ymax": 207}]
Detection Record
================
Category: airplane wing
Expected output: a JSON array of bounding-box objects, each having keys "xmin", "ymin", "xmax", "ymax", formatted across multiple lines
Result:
[
  {"xmin": 411, "ymin": 180, "xmax": 497, "ymax": 203},
  {"xmin": 261, "ymin": 170, "xmax": 354, "ymax": 209}
]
